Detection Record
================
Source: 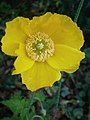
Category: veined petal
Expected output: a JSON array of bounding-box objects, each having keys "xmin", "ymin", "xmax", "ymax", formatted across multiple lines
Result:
[
  {"xmin": 23, "ymin": 12, "xmax": 53, "ymax": 36},
  {"xmin": 42, "ymin": 13, "xmax": 61, "ymax": 36},
  {"xmin": 42, "ymin": 14, "xmax": 84, "ymax": 50},
  {"xmin": 47, "ymin": 45, "xmax": 85, "ymax": 73},
  {"xmin": 21, "ymin": 62, "xmax": 61, "ymax": 91},
  {"xmin": 1, "ymin": 17, "xmax": 28, "ymax": 56},
  {"xmin": 13, "ymin": 43, "xmax": 34, "ymax": 74}
]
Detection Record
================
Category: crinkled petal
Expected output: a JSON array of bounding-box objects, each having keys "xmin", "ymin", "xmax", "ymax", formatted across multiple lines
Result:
[
  {"xmin": 1, "ymin": 17, "xmax": 28, "ymax": 56},
  {"xmin": 13, "ymin": 43, "xmax": 34, "ymax": 74},
  {"xmin": 23, "ymin": 12, "xmax": 53, "ymax": 36},
  {"xmin": 21, "ymin": 62, "xmax": 61, "ymax": 91},
  {"xmin": 42, "ymin": 14, "xmax": 84, "ymax": 50},
  {"xmin": 42, "ymin": 13, "xmax": 61, "ymax": 36},
  {"xmin": 47, "ymin": 44, "xmax": 85, "ymax": 73}
]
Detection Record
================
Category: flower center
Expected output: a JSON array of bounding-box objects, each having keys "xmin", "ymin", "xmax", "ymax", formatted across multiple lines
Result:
[{"xmin": 26, "ymin": 32, "xmax": 55, "ymax": 62}]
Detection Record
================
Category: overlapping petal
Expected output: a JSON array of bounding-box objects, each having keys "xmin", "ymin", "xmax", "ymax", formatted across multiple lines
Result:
[
  {"xmin": 21, "ymin": 62, "xmax": 61, "ymax": 91},
  {"xmin": 47, "ymin": 44, "xmax": 85, "ymax": 73},
  {"xmin": 22, "ymin": 12, "xmax": 53, "ymax": 36},
  {"xmin": 1, "ymin": 13, "xmax": 84, "ymax": 56},
  {"xmin": 1, "ymin": 17, "xmax": 29, "ymax": 56},
  {"xmin": 42, "ymin": 14, "xmax": 84, "ymax": 50},
  {"xmin": 27, "ymin": 13, "xmax": 84, "ymax": 50},
  {"xmin": 1, "ymin": 38, "xmax": 19, "ymax": 56},
  {"xmin": 13, "ymin": 43, "xmax": 34, "ymax": 74}
]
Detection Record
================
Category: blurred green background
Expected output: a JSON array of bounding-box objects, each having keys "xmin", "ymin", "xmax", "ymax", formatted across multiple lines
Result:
[{"xmin": 0, "ymin": 0, "xmax": 90, "ymax": 120}]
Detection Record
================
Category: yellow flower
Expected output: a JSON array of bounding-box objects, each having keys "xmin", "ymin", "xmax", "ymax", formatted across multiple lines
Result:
[{"xmin": 1, "ymin": 12, "xmax": 85, "ymax": 91}]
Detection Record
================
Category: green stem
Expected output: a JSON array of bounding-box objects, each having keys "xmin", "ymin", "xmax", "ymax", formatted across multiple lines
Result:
[
  {"xmin": 54, "ymin": 80, "xmax": 61, "ymax": 120},
  {"xmin": 74, "ymin": 0, "xmax": 85, "ymax": 23},
  {"xmin": 35, "ymin": 97, "xmax": 45, "ymax": 112},
  {"xmin": 29, "ymin": 92, "xmax": 35, "ymax": 108},
  {"xmin": 26, "ymin": 92, "xmax": 35, "ymax": 120}
]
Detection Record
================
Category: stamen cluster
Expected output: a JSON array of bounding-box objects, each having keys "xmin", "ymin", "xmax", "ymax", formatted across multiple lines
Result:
[{"xmin": 26, "ymin": 32, "xmax": 55, "ymax": 62}]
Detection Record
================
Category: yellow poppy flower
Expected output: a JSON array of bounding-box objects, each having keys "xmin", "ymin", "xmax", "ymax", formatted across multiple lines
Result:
[{"xmin": 1, "ymin": 12, "xmax": 85, "ymax": 91}]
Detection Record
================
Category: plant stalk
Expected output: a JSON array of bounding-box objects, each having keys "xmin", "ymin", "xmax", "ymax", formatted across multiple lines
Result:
[{"xmin": 74, "ymin": 0, "xmax": 85, "ymax": 22}]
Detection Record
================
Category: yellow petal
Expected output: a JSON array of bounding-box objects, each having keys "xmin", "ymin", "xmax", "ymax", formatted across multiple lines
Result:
[
  {"xmin": 1, "ymin": 38, "xmax": 19, "ymax": 56},
  {"xmin": 1, "ymin": 17, "xmax": 28, "ymax": 56},
  {"xmin": 5, "ymin": 17, "xmax": 28, "ymax": 43},
  {"xmin": 13, "ymin": 43, "xmax": 34, "ymax": 74},
  {"xmin": 47, "ymin": 45, "xmax": 85, "ymax": 73},
  {"xmin": 42, "ymin": 14, "xmax": 84, "ymax": 50},
  {"xmin": 21, "ymin": 62, "xmax": 61, "ymax": 91},
  {"xmin": 42, "ymin": 13, "xmax": 61, "ymax": 36},
  {"xmin": 23, "ymin": 12, "xmax": 53, "ymax": 36},
  {"xmin": 33, "ymin": 12, "xmax": 52, "ymax": 23},
  {"xmin": 30, "ymin": 13, "xmax": 84, "ymax": 50}
]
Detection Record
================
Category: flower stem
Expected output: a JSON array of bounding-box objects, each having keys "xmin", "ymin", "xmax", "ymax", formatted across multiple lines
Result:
[
  {"xmin": 29, "ymin": 92, "xmax": 35, "ymax": 108},
  {"xmin": 26, "ymin": 92, "xmax": 35, "ymax": 119},
  {"xmin": 54, "ymin": 80, "xmax": 62, "ymax": 120},
  {"xmin": 74, "ymin": 0, "xmax": 85, "ymax": 23}
]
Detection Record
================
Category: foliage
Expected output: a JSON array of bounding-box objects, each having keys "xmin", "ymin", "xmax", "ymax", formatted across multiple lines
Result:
[{"xmin": 0, "ymin": 78, "xmax": 89, "ymax": 120}]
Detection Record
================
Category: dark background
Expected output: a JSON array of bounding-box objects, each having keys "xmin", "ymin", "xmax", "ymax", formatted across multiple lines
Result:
[{"xmin": 0, "ymin": 0, "xmax": 90, "ymax": 120}]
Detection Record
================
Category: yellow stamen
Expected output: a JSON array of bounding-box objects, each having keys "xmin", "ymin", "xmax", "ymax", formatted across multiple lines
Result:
[{"xmin": 26, "ymin": 32, "xmax": 55, "ymax": 62}]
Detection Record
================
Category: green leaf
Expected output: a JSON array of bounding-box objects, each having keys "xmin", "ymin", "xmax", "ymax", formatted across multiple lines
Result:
[
  {"xmin": 2, "ymin": 92, "xmax": 37, "ymax": 120},
  {"xmin": 20, "ymin": 106, "xmax": 35, "ymax": 120},
  {"xmin": 2, "ymin": 93, "xmax": 28, "ymax": 116}
]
